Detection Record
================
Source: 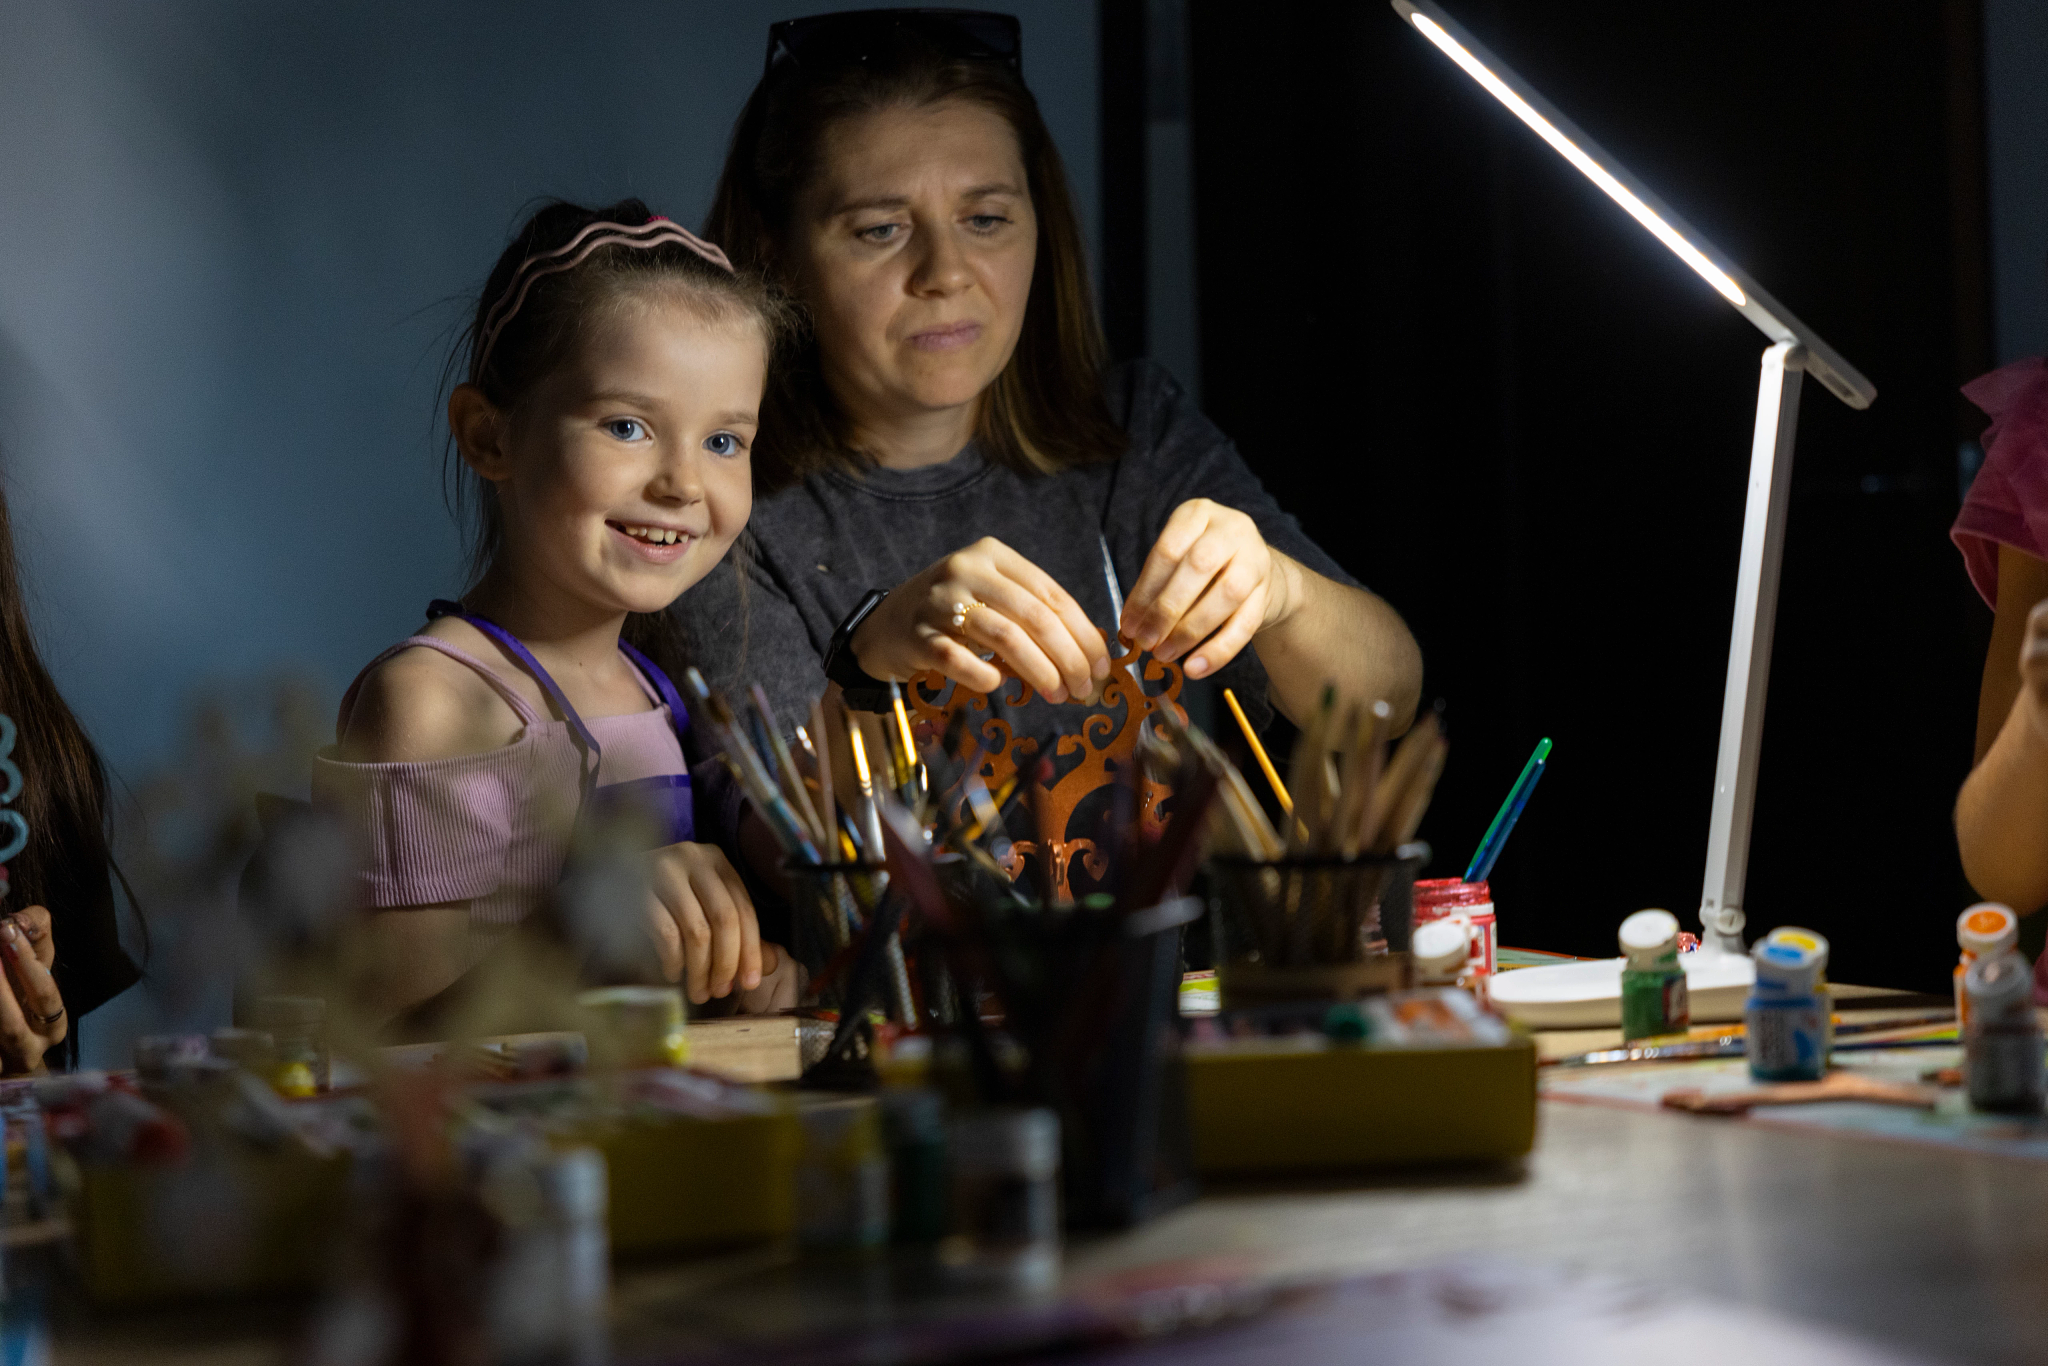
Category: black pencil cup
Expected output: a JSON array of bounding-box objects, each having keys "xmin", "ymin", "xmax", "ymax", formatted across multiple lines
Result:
[
  {"xmin": 1207, "ymin": 843, "xmax": 1429, "ymax": 1008},
  {"xmin": 978, "ymin": 895, "xmax": 1201, "ymax": 1230},
  {"xmin": 781, "ymin": 860, "xmax": 891, "ymax": 1008}
]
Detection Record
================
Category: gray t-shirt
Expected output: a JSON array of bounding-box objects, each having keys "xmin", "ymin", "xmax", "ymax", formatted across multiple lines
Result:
[{"xmin": 675, "ymin": 360, "xmax": 1358, "ymax": 741}]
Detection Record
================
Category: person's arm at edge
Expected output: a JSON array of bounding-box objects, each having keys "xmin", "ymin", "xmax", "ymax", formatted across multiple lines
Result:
[{"xmin": 1957, "ymin": 545, "xmax": 2048, "ymax": 910}]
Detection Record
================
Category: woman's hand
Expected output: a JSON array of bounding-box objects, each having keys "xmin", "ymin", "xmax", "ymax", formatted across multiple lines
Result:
[
  {"xmin": 645, "ymin": 842, "xmax": 763, "ymax": 1005},
  {"xmin": 1120, "ymin": 499, "xmax": 1299, "ymax": 679},
  {"xmin": 851, "ymin": 537, "xmax": 1111, "ymax": 702},
  {"xmin": 0, "ymin": 906, "xmax": 65, "ymax": 1074}
]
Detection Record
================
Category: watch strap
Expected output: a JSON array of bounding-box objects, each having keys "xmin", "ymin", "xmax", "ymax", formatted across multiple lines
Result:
[{"xmin": 825, "ymin": 588, "xmax": 895, "ymax": 711}]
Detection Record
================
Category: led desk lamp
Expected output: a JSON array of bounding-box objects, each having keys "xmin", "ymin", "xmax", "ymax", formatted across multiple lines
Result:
[{"xmin": 1389, "ymin": 1, "xmax": 1876, "ymax": 998}]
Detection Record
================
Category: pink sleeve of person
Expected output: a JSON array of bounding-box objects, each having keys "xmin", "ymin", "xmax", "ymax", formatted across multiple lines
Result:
[{"xmin": 1954, "ymin": 356, "xmax": 2048, "ymax": 606}]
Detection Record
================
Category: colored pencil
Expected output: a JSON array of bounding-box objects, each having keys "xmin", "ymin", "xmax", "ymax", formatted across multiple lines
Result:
[{"xmin": 1464, "ymin": 737, "xmax": 1552, "ymax": 883}]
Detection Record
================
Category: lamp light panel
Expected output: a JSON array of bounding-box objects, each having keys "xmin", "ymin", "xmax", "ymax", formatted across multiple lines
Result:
[
  {"xmin": 1390, "ymin": 0, "xmax": 1875, "ymax": 410},
  {"xmin": 1408, "ymin": 15, "xmax": 1745, "ymax": 308}
]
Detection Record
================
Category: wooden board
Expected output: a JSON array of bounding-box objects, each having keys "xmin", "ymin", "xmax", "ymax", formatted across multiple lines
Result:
[{"xmin": 685, "ymin": 1016, "xmax": 801, "ymax": 1083}]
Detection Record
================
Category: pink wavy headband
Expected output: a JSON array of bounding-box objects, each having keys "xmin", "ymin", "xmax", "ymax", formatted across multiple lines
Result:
[{"xmin": 475, "ymin": 216, "xmax": 736, "ymax": 377}]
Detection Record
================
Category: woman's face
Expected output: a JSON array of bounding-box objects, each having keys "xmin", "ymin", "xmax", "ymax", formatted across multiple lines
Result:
[
  {"xmin": 791, "ymin": 98, "xmax": 1038, "ymax": 436},
  {"xmin": 479, "ymin": 296, "xmax": 762, "ymax": 618}
]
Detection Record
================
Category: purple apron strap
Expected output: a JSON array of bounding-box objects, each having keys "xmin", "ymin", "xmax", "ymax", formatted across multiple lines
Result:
[
  {"xmin": 427, "ymin": 599, "xmax": 601, "ymax": 796},
  {"xmin": 615, "ymin": 639, "xmax": 694, "ymax": 747}
]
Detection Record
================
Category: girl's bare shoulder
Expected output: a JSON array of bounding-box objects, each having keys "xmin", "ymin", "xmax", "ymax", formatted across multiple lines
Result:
[{"xmin": 338, "ymin": 620, "xmax": 538, "ymax": 763}]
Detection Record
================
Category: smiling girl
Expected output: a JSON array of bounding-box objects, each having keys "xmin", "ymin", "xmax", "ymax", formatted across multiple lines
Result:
[{"xmin": 315, "ymin": 200, "xmax": 797, "ymax": 1024}]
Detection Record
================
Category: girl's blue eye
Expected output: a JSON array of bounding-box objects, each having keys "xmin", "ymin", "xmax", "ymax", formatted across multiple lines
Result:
[
  {"xmin": 704, "ymin": 431, "xmax": 743, "ymax": 457},
  {"xmin": 858, "ymin": 223, "xmax": 902, "ymax": 244},
  {"xmin": 605, "ymin": 418, "xmax": 647, "ymax": 442},
  {"xmin": 968, "ymin": 214, "xmax": 1009, "ymax": 232}
]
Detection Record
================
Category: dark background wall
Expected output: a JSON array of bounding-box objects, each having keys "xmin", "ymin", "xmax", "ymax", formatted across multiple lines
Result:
[{"xmin": 1178, "ymin": 0, "xmax": 1994, "ymax": 991}]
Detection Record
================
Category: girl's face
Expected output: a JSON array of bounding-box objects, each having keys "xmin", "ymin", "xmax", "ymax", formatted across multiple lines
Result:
[
  {"xmin": 474, "ymin": 296, "xmax": 762, "ymax": 619},
  {"xmin": 791, "ymin": 98, "xmax": 1037, "ymax": 433}
]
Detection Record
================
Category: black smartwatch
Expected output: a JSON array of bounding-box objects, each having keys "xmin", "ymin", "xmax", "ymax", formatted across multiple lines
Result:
[{"xmin": 824, "ymin": 588, "xmax": 895, "ymax": 712}]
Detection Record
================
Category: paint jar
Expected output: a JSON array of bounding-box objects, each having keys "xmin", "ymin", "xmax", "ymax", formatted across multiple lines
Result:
[
  {"xmin": 796, "ymin": 1096, "xmax": 890, "ymax": 1254},
  {"xmin": 1414, "ymin": 879, "xmax": 1496, "ymax": 978},
  {"xmin": 1618, "ymin": 909, "xmax": 1689, "ymax": 1042},
  {"xmin": 578, "ymin": 986, "xmax": 689, "ymax": 1070},
  {"xmin": 1412, "ymin": 917, "xmax": 1472, "ymax": 989},
  {"xmin": 941, "ymin": 1107, "xmax": 1060, "ymax": 1291},
  {"xmin": 249, "ymin": 996, "xmax": 329, "ymax": 1096},
  {"xmin": 1746, "ymin": 935, "xmax": 1827, "ymax": 1082},
  {"xmin": 880, "ymin": 1087, "xmax": 949, "ymax": 1245},
  {"xmin": 1955, "ymin": 903, "xmax": 2019, "ymax": 1032},
  {"xmin": 1964, "ymin": 949, "xmax": 2044, "ymax": 1114},
  {"xmin": 1760, "ymin": 926, "xmax": 1833, "ymax": 1056}
]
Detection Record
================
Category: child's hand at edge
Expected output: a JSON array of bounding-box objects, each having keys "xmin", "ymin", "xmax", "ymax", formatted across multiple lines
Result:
[
  {"xmin": 2022, "ymin": 599, "xmax": 2048, "ymax": 740},
  {"xmin": 646, "ymin": 842, "xmax": 763, "ymax": 1004}
]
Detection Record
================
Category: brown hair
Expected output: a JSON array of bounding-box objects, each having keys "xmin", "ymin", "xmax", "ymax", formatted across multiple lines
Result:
[
  {"xmin": 705, "ymin": 26, "xmax": 1125, "ymax": 487},
  {"xmin": 0, "ymin": 482, "xmax": 141, "ymax": 1035},
  {"xmin": 443, "ymin": 197, "xmax": 793, "ymax": 676}
]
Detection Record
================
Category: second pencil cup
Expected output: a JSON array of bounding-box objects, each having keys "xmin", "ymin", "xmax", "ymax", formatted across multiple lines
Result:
[{"xmin": 1207, "ymin": 844, "xmax": 1429, "ymax": 1008}]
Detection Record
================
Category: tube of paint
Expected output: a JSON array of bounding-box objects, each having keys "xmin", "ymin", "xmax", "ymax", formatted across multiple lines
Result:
[
  {"xmin": 1955, "ymin": 903, "xmax": 2019, "ymax": 1033},
  {"xmin": 1746, "ymin": 936, "xmax": 1826, "ymax": 1082},
  {"xmin": 1618, "ymin": 909, "xmax": 1689, "ymax": 1042},
  {"xmin": 1964, "ymin": 949, "xmax": 2044, "ymax": 1115}
]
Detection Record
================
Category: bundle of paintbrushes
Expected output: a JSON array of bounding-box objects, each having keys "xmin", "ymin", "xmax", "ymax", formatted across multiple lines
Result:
[{"xmin": 1207, "ymin": 688, "xmax": 1449, "ymax": 1003}]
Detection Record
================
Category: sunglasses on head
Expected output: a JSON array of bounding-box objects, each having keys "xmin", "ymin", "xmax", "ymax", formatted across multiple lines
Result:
[{"xmin": 764, "ymin": 8, "xmax": 1022, "ymax": 81}]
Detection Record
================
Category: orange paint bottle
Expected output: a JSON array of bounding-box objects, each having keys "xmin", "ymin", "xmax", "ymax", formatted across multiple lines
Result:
[{"xmin": 1956, "ymin": 903, "xmax": 2020, "ymax": 1032}]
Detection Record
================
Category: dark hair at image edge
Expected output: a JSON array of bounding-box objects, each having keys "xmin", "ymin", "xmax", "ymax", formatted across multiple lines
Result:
[
  {"xmin": 440, "ymin": 197, "xmax": 793, "ymax": 678},
  {"xmin": 704, "ymin": 30, "xmax": 1126, "ymax": 488},
  {"xmin": 0, "ymin": 481, "xmax": 143, "ymax": 1056}
]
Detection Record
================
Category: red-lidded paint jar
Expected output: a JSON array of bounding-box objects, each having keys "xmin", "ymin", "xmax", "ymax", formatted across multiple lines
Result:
[{"xmin": 1413, "ymin": 879, "xmax": 1495, "ymax": 978}]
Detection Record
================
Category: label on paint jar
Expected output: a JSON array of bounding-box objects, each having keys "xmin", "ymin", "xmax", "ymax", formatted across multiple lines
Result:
[
  {"xmin": 1967, "ymin": 1025, "xmax": 2046, "ymax": 1114},
  {"xmin": 1746, "ymin": 994, "xmax": 1826, "ymax": 1082},
  {"xmin": 1619, "ymin": 968, "xmax": 1688, "ymax": 1041}
]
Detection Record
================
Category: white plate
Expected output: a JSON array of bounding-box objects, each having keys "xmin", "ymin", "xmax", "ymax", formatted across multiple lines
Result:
[{"xmin": 1488, "ymin": 950, "xmax": 1756, "ymax": 1028}]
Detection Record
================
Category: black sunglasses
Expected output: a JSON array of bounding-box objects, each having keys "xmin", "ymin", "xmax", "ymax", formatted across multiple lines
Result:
[{"xmin": 764, "ymin": 9, "xmax": 1022, "ymax": 81}]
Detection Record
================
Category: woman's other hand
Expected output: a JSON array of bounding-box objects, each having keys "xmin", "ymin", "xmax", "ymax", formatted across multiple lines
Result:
[
  {"xmin": 645, "ymin": 842, "xmax": 763, "ymax": 1005},
  {"xmin": 0, "ymin": 907, "xmax": 65, "ymax": 1074},
  {"xmin": 1121, "ymin": 499, "xmax": 1297, "ymax": 679},
  {"xmin": 851, "ymin": 537, "xmax": 1111, "ymax": 702}
]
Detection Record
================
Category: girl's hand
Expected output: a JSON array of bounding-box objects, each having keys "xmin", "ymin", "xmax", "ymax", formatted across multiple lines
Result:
[
  {"xmin": 851, "ymin": 537, "xmax": 1112, "ymax": 702},
  {"xmin": 0, "ymin": 908, "xmax": 65, "ymax": 1075},
  {"xmin": 2023, "ymin": 598, "xmax": 2048, "ymax": 730},
  {"xmin": 1120, "ymin": 499, "xmax": 1301, "ymax": 679},
  {"xmin": 645, "ymin": 842, "xmax": 763, "ymax": 1005}
]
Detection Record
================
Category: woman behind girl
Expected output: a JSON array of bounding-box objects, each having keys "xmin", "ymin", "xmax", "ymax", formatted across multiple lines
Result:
[
  {"xmin": 0, "ymin": 483, "xmax": 141, "ymax": 1072},
  {"xmin": 315, "ymin": 200, "xmax": 796, "ymax": 1023}
]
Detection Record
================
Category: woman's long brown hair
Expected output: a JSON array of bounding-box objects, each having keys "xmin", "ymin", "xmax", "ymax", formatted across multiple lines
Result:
[
  {"xmin": 0, "ymin": 486, "xmax": 118, "ymax": 922},
  {"xmin": 705, "ymin": 28, "xmax": 1127, "ymax": 490}
]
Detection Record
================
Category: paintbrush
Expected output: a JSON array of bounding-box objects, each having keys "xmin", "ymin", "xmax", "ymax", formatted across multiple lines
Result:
[
  {"xmin": 845, "ymin": 709, "xmax": 889, "ymax": 862},
  {"xmin": 809, "ymin": 699, "xmax": 838, "ymax": 858},
  {"xmin": 750, "ymin": 684, "xmax": 826, "ymax": 845}
]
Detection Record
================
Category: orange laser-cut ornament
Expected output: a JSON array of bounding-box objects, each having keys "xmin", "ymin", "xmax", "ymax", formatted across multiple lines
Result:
[{"xmin": 907, "ymin": 641, "xmax": 1184, "ymax": 902}]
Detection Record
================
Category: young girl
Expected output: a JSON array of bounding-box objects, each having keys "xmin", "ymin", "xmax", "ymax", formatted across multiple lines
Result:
[
  {"xmin": 314, "ymin": 199, "xmax": 796, "ymax": 1023},
  {"xmin": 0, "ymin": 483, "xmax": 141, "ymax": 1073}
]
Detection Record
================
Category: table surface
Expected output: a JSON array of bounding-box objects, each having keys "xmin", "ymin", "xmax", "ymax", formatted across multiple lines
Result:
[{"xmin": 53, "ymin": 993, "xmax": 2048, "ymax": 1366}]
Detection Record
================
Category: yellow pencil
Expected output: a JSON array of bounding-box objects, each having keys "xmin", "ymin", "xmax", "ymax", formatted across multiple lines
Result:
[{"xmin": 1223, "ymin": 687, "xmax": 1293, "ymax": 817}]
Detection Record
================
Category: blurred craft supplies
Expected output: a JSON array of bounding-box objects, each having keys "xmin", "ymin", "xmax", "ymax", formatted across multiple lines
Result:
[{"xmin": 1463, "ymin": 735, "xmax": 1550, "ymax": 883}]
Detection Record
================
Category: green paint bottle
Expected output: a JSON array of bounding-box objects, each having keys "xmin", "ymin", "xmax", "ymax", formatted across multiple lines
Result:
[{"xmin": 1618, "ymin": 909, "xmax": 1689, "ymax": 1042}]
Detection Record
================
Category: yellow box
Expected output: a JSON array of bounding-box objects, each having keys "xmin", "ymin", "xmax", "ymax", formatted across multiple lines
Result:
[
  {"xmin": 1185, "ymin": 1038, "xmax": 1537, "ymax": 1173},
  {"xmin": 72, "ymin": 1148, "xmax": 352, "ymax": 1304},
  {"xmin": 557, "ymin": 1108, "xmax": 799, "ymax": 1255}
]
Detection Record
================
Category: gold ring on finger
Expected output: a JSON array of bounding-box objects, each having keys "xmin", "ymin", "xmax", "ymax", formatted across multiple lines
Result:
[{"xmin": 949, "ymin": 600, "xmax": 981, "ymax": 632}]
